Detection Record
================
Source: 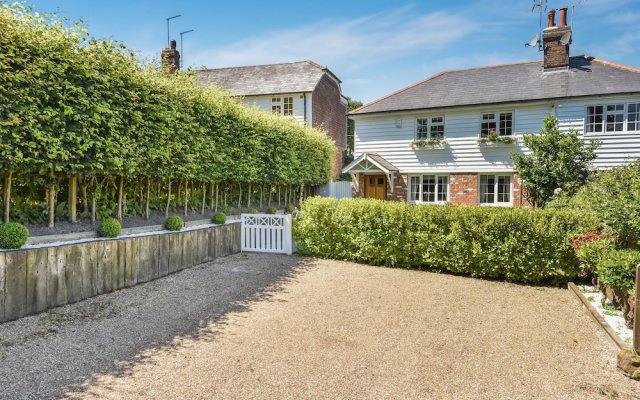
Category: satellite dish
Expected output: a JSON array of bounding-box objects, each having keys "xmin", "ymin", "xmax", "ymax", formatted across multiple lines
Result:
[
  {"xmin": 560, "ymin": 31, "xmax": 572, "ymax": 45},
  {"xmin": 525, "ymin": 34, "xmax": 539, "ymax": 48}
]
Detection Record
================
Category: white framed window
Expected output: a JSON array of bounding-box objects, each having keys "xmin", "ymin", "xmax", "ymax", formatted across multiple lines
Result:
[
  {"xmin": 627, "ymin": 103, "xmax": 640, "ymax": 131},
  {"xmin": 283, "ymin": 97, "xmax": 294, "ymax": 116},
  {"xmin": 416, "ymin": 116, "xmax": 445, "ymax": 140},
  {"xmin": 479, "ymin": 175, "xmax": 512, "ymax": 205},
  {"xmin": 409, "ymin": 175, "xmax": 449, "ymax": 203},
  {"xmin": 586, "ymin": 103, "xmax": 640, "ymax": 134},
  {"xmin": 480, "ymin": 112, "xmax": 513, "ymax": 137},
  {"xmin": 271, "ymin": 96, "xmax": 294, "ymax": 116}
]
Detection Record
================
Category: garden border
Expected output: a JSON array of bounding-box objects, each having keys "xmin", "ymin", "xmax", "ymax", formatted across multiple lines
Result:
[{"xmin": 568, "ymin": 282, "xmax": 630, "ymax": 350}]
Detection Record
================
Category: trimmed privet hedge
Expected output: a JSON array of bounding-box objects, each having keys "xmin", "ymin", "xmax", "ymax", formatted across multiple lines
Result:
[
  {"xmin": 0, "ymin": 4, "xmax": 334, "ymax": 226},
  {"xmin": 294, "ymin": 198, "xmax": 593, "ymax": 284}
]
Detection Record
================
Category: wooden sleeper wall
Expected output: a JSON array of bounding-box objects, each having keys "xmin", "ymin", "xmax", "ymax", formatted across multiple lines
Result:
[{"xmin": 0, "ymin": 222, "xmax": 241, "ymax": 323}]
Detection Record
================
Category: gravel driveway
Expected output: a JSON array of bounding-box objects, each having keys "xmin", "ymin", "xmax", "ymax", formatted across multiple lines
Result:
[{"xmin": 1, "ymin": 254, "xmax": 639, "ymax": 399}]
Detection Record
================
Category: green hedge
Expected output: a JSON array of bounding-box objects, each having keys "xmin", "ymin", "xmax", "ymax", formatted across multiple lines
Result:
[
  {"xmin": 0, "ymin": 4, "xmax": 334, "ymax": 225},
  {"xmin": 294, "ymin": 198, "xmax": 592, "ymax": 284}
]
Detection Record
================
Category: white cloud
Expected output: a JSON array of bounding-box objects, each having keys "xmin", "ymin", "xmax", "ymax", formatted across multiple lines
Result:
[{"xmin": 188, "ymin": 7, "xmax": 479, "ymax": 72}]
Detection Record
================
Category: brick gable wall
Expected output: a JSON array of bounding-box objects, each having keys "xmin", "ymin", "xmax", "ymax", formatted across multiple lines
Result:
[{"xmin": 312, "ymin": 74, "xmax": 346, "ymax": 179}]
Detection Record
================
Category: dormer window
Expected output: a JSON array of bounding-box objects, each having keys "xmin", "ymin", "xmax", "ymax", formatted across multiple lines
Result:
[
  {"xmin": 481, "ymin": 112, "xmax": 512, "ymax": 137},
  {"xmin": 416, "ymin": 116, "xmax": 445, "ymax": 140}
]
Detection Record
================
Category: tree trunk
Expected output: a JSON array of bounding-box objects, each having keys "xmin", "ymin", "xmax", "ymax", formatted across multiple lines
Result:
[
  {"xmin": 247, "ymin": 182, "xmax": 252, "ymax": 209},
  {"xmin": 165, "ymin": 179, "xmax": 172, "ymax": 217},
  {"xmin": 145, "ymin": 176, "xmax": 151, "ymax": 220},
  {"xmin": 278, "ymin": 185, "xmax": 281, "ymax": 206},
  {"xmin": 299, "ymin": 184, "xmax": 304, "ymax": 205},
  {"xmin": 268, "ymin": 185, "xmax": 272, "ymax": 208},
  {"xmin": 47, "ymin": 168, "xmax": 55, "ymax": 228},
  {"xmin": 259, "ymin": 184, "xmax": 263, "ymax": 209},
  {"xmin": 183, "ymin": 178, "xmax": 189, "ymax": 217},
  {"xmin": 210, "ymin": 182, "xmax": 214, "ymax": 210},
  {"xmin": 3, "ymin": 170, "xmax": 12, "ymax": 223},
  {"xmin": 214, "ymin": 182, "xmax": 219, "ymax": 212},
  {"xmin": 201, "ymin": 182, "xmax": 206, "ymax": 215},
  {"xmin": 237, "ymin": 182, "xmax": 242, "ymax": 209},
  {"xmin": 117, "ymin": 176, "xmax": 124, "ymax": 221},
  {"xmin": 80, "ymin": 179, "xmax": 89, "ymax": 214},
  {"xmin": 68, "ymin": 175, "xmax": 78, "ymax": 223},
  {"xmin": 90, "ymin": 176, "xmax": 96, "ymax": 224}
]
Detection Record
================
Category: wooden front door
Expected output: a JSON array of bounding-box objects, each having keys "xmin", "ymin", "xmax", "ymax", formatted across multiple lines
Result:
[{"xmin": 364, "ymin": 175, "xmax": 387, "ymax": 200}]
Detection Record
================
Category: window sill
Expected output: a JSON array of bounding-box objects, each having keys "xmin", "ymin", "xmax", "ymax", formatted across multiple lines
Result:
[{"xmin": 479, "ymin": 202, "xmax": 513, "ymax": 207}]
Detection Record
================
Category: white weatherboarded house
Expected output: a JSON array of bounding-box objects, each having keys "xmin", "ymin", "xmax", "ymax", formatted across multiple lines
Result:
[{"xmin": 344, "ymin": 8, "xmax": 640, "ymax": 207}]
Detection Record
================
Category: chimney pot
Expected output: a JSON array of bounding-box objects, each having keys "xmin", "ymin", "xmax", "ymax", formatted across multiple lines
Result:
[
  {"xmin": 547, "ymin": 9, "xmax": 556, "ymax": 28},
  {"xmin": 559, "ymin": 7, "xmax": 568, "ymax": 27},
  {"xmin": 170, "ymin": 40, "xmax": 177, "ymax": 50}
]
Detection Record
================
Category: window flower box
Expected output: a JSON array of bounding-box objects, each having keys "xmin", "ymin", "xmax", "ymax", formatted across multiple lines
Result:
[
  {"xmin": 477, "ymin": 130, "xmax": 516, "ymax": 146},
  {"xmin": 411, "ymin": 139, "xmax": 449, "ymax": 150}
]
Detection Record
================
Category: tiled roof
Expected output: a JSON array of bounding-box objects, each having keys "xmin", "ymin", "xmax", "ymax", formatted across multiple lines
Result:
[
  {"xmin": 197, "ymin": 60, "xmax": 339, "ymax": 96},
  {"xmin": 351, "ymin": 56, "xmax": 640, "ymax": 115}
]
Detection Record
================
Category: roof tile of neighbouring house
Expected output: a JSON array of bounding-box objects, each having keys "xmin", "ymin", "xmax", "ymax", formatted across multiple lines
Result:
[
  {"xmin": 197, "ymin": 60, "xmax": 339, "ymax": 96},
  {"xmin": 351, "ymin": 56, "xmax": 640, "ymax": 115}
]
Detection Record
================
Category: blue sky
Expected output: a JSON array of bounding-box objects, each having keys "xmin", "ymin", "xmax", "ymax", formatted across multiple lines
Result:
[{"xmin": 27, "ymin": 0, "xmax": 640, "ymax": 103}]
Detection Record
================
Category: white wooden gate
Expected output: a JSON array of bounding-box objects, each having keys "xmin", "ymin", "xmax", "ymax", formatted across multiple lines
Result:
[{"xmin": 241, "ymin": 214, "xmax": 292, "ymax": 255}]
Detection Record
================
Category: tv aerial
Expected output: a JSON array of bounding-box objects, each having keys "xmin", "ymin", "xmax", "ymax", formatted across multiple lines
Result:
[{"xmin": 524, "ymin": 0, "xmax": 547, "ymax": 51}]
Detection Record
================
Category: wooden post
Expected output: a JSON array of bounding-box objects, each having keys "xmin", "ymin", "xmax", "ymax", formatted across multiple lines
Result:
[{"xmin": 634, "ymin": 264, "xmax": 640, "ymax": 354}]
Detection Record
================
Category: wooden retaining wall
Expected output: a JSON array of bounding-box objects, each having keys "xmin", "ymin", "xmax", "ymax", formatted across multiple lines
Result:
[{"xmin": 0, "ymin": 222, "xmax": 241, "ymax": 323}]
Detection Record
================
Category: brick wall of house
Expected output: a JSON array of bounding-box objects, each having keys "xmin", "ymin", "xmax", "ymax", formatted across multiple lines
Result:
[
  {"xmin": 449, "ymin": 173, "xmax": 479, "ymax": 206},
  {"xmin": 312, "ymin": 75, "xmax": 346, "ymax": 179},
  {"xmin": 389, "ymin": 174, "xmax": 408, "ymax": 201},
  {"xmin": 513, "ymin": 174, "xmax": 532, "ymax": 208}
]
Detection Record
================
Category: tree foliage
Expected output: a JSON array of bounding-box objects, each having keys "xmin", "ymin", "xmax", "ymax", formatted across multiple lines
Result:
[
  {"xmin": 0, "ymin": 3, "xmax": 334, "ymax": 224},
  {"xmin": 511, "ymin": 115, "xmax": 599, "ymax": 208}
]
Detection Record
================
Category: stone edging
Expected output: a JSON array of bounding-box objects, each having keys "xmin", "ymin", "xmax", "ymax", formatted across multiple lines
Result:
[{"xmin": 568, "ymin": 282, "xmax": 630, "ymax": 351}]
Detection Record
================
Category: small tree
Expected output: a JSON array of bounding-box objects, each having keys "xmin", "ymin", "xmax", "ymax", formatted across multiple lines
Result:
[{"xmin": 511, "ymin": 114, "xmax": 600, "ymax": 208}]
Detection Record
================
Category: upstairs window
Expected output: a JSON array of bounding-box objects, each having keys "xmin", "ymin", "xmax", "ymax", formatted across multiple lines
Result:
[
  {"xmin": 272, "ymin": 96, "xmax": 294, "ymax": 116},
  {"xmin": 416, "ymin": 116, "xmax": 445, "ymax": 140},
  {"xmin": 586, "ymin": 103, "xmax": 640, "ymax": 133},
  {"xmin": 271, "ymin": 97, "xmax": 282, "ymax": 114},
  {"xmin": 481, "ymin": 112, "xmax": 512, "ymax": 137},
  {"xmin": 606, "ymin": 104, "xmax": 624, "ymax": 132},
  {"xmin": 628, "ymin": 103, "xmax": 640, "ymax": 131},
  {"xmin": 283, "ymin": 97, "xmax": 294, "ymax": 116},
  {"xmin": 586, "ymin": 106, "xmax": 603, "ymax": 133}
]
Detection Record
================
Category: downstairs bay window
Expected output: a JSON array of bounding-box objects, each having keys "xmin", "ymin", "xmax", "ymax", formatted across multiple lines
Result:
[
  {"xmin": 409, "ymin": 175, "xmax": 449, "ymax": 204},
  {"xmin": 479, "ymin": 175, "xmax": 512, "ymax": 205}
]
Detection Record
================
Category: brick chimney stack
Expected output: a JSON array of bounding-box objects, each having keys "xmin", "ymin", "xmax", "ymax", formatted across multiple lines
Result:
[
  {"xmin": 161, "ymin": 40, "xmax": 180, "ymax": 73},
  {"xmin": 542, "ymin": 7, "xmax": 571, "ymax": 70}
]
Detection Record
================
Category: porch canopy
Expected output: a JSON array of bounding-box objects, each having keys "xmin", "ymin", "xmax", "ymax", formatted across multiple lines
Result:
[{"xmin": 342, "ymin": 153, "xmax": 399, "ymax": 193}]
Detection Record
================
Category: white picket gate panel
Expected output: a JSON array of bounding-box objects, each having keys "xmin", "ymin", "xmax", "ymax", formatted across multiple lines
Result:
[{"xmin": 241, "ymin": 214, "xmax": 292, "ymax": 255}]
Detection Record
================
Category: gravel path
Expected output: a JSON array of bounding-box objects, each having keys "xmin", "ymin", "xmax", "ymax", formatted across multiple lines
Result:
[{"xmin": 1, "ymin": 255, "xmax": 639, "ymax": 399}]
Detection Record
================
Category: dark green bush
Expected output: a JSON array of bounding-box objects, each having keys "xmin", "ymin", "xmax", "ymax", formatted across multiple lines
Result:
[
  {"xmin": 165, "ymin": 216, "xmax": 184, "ymax": 231},
  {"xmin": 597, "ymin": 249, "xmax": 640, "ymax": 295},
  {"xmin": 98, "ymin": 218, "xmax": 122, "ymax": 238},
  {"xmin": 212, "ymin": 212, "xmax": 227, "ymax": 224},
  {"xmin": 224, "ymin": 207, "xmax": 237, "ymax": 216},
  {"xmin": 294, "ymin": 198, "xmax": 590, "ymax": 284},
  {"xmin": 0, "ymin": 222, "xmax": 29, "ymax": 249},
  {"xmin": 266, "ymin": 207, "xmax": 277, "ymax": 214},
  {"xmin": 247, "ymin": 208, "xmax": 259, "ymax": 214},
  {"xmin": 285, "ymin": 204, "xmax": 297, "ymax": 214}
]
